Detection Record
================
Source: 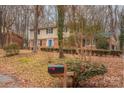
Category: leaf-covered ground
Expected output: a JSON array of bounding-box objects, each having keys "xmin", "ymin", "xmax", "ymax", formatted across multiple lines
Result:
[
  {"xmin": 79, "ymin": 56, "xmax": 123, "ymax": 87},
  {"xmin": 0, "ymin": 50, "xmax": 56, "ymax": 87},
  {"xmin": 0, "ymin": 49, "xmax": 123, "ymax": 87}
]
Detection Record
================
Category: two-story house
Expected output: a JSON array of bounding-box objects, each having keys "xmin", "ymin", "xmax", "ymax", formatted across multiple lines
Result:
[{"xmin": 29, "ymin": 26, "xmax": 70, "ymax": 49}]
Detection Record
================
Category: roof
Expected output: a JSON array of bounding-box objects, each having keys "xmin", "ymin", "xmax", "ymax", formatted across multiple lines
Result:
[
  {"xmin": 5, "ymin": 31, "xmax": 23, "ymax": 39},
  {"xmin": 30, "ymin": 26, "xmax": 57, "ymax": 31}
]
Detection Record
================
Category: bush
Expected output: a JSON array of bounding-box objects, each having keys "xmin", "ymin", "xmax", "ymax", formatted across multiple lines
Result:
[
  {"xmin": 66, "ymin": 60, "xmax": 107, "ymax": 87},
  {"xmin": 96, "ymin": 35, "xmax": 109, "ymax": 49},
  {"xmin": 63, "ymin": 35, "xmax": 76, "ymax": 48},
  {"xmin": 4, "ymin": 44, "xmax": 20, "ymax": 56}
]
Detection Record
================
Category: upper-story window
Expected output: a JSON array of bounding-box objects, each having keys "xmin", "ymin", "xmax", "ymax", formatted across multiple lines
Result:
[{"xmin": 46, "ymin": 28, "xmax": 53, "ymax": 34}]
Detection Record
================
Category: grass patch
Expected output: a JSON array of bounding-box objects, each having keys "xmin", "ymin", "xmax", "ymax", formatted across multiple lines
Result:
[{"xmin": 18, "ymin": 57, "xmax": 32, "ymax": 63}]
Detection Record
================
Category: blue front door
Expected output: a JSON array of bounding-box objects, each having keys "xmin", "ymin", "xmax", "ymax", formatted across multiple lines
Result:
[{"xmin": 48, "ymin": 39, "xmax": 52, "ymax": 47}]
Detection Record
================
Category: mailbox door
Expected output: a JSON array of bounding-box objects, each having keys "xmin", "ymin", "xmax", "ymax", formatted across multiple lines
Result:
[{"xmin": 48, "ymin": 65, "xmax": 64, "ymax": 74}]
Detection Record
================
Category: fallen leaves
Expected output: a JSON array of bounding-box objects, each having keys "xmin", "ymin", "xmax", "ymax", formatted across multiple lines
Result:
[{"xmin": 0, "ymin": 49, "xmax": 123, "ymax": 87}]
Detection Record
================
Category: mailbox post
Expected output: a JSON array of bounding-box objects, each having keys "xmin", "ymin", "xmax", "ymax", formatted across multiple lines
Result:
[
  {"xmin": 48, "ymin": 64, "xmax": 67, "ymax": 87},
  {"xmin": 63, "ymin": 64, "xmax": 67, "ymax": 87}
]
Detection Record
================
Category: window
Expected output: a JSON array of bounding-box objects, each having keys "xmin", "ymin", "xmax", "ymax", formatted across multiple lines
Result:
[
  {"xmin": 40, "ymin": 40, "xmax": 42, "ymax": 46},
  {"xmin": 83, "ymin": 39, "xmax": 86, "ymax": 47},
  {"xmin": 46, "ymin": 28, "xmax": 53, "ymax": 34},
  {"xmin": 46, "ymin": 28, "xmax": 48, "ymax": 34}
]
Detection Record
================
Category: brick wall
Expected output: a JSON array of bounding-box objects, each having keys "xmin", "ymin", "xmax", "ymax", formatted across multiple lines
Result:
[
  {"xmin": 41, "ymin": 39, "xmax": 47, "ymax": 48},
  {"xmin": 29, "ymin": 38, "xmax": 59, "ymax": 49},
  {"xmin": 12, "ymin": 33, "xmax": 23, "ymax": 48},
  {"xmin": 5, "ymin": 32, "xmax": 23, "ymax": 48},
  {"xmin": 41, "ymin": 38, "xmax": 59, "ymax": 48},
  {"xmin": 53, "ymin": 38, "xmax": 58, "ymax": 48}
]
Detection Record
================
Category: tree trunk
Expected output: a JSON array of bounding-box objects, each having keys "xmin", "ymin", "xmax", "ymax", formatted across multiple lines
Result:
[
  {"xmin": 33, "ymin": 5, "xmax": 39, "ymax": 53},
  {"xmin": 89, "ymin": 36, "xmax": 93, "ymax": 62},
  {"xmin": 57, "ymin": 6, "xmax": 64, "ymax": 58},
  {"xmin": 0, "ymin": 32, "xmax": 4, "ymax": 48},
  {"xmin": 59, "ymin": 45, "xmax": 64, "ymax": 58},
  {"xmin": 0, "ymin": 11, "xmax": 3, "ymax": 48}
]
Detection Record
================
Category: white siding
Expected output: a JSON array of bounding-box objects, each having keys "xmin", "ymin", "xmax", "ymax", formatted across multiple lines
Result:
[
  {"xmin": 29, "ymin": 27, "xmax": 70, "ymax": 40},
  {"xmin": 40, "ymin": 28, "xmax": 58, "ymax": 39}
]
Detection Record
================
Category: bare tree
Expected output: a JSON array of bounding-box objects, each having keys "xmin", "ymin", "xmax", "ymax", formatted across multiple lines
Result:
[{"xmin": 33, "ymin": 5, "xmax": 44, "ymax": 53}]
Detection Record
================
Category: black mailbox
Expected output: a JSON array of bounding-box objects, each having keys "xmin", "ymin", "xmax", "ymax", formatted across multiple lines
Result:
[{"xmin": 48, "ymin": 64, "xmax": 64, "ymax": 74}]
